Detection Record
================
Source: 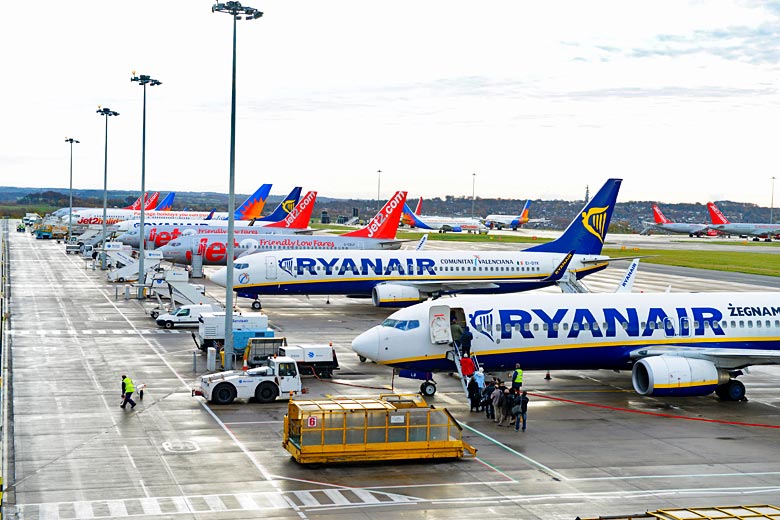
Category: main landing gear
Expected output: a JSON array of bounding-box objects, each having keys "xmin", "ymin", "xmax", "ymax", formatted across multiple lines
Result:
[
  {"xmin": 251, "ymin": 299, "xmax": 262, "ymax": 310},
  {"xmin": 715, "ymin": 379, "xmax": 747, "ymax": 401}
]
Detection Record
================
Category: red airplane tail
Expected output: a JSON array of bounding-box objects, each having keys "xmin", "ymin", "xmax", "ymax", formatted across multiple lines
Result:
[
  {"xmin": 344, "ymin": 191, "xmax": 408, "ymax": 239},
  {"xmin": 707, "ymin": 202, "xmax": 730, "ymax": 225},
  {"xmin": 264, "ymin": 191, "xmax": 317, "ymax": 230},
  {"xmin": 143, "ymin": 192, "xmax": 160, "ymax": 210},
  {"xmin": 413, "ymin": 196, "xmax": 422, "ymax": 215},
  {"xmin": 651, "ymin": 204, "xmax": 672, "ymax": 224}
]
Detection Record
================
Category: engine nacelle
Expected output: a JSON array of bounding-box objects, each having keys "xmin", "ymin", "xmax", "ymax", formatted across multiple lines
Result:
[
  {"xmin": 371, "ymin": 284, "xmax": 425, "ymax": 307},
  {"xmin": 632, "ymin": 356, "xmax": 728, "ymax": 397}
]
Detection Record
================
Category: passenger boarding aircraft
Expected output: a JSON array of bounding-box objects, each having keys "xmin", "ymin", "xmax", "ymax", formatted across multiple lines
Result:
[
  {"xmin": 351, "ymin": 291, "xmax": 780, "ymax": 401},
  {"xmin": 72, "ymin": 184, "xmax": 273, "ymax": 225},
  {"xmin": 640, "ymin": 203, "xmax": 712, "ymax": 237},
  {"xmin": 116, "ymin": 189, "xmax": 314, "ymax": 249},
  {"xmin": 706, "ymin": 202, "xmax": 780, "ymax": 241},
  {"xmin": 158, "ymin": 191, "xmax": 409, "ymax": 267},
  {"xmin": 211, "ymin": 179, "xmax": 623, "ymax": 308},
  {"xmin": 401, "ymin": 202, "xmax": 487, "ymax": 233}
]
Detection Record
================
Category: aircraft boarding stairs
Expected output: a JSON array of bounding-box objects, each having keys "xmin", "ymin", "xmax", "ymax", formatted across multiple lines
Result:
[
  {"xmin": 556, "ymin": 270, "xmax": 591, "ymax": 294},
  {"xmin": 447, "ymin": 342, "xmax": 482, "ymax": 398}
]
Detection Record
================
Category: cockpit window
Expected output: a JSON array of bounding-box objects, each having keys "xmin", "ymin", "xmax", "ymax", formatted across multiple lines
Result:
[
  {"xmin": 235, "ymin": 263, "xmax": 249, "ymax": 269},
  {"xmin": 381, "ymin": 319, "xmax": 419, "ymax": 331}
]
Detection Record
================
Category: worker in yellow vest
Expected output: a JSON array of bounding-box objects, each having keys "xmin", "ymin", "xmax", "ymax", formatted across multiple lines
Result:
[
  {"xmin": 120, "ymin": 374, "xmax": 137, "ymax": 410},
  {"xmin": 509, "ymin": 363, "xmax": 523, "ymax": 391}
]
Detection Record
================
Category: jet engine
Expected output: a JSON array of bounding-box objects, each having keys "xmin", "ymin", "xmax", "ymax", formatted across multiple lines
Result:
[
  {"xmin": 371, "ymin": 284, "xmax": 425, "ymax": 307},
  {"xmin": 631, "ymin": 356, "xmax": 729, "ymax": 397}
]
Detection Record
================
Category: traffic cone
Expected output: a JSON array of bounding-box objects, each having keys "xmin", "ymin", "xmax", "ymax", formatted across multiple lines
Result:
[{"xmin": 242, "ymin": 357, "xmax": 249, "ymax": 371}]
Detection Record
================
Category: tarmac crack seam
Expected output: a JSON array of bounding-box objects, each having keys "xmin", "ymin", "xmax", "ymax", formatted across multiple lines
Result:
[{"xmin": 460, "ymin": 422, "xmax": 566, "ymax": 481}]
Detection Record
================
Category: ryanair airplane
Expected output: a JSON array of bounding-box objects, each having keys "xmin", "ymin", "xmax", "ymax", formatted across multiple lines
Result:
[
  {"xmin": 351, "ymin": 291, "xmax": 780, "ymax": 401},
  {"xmin": 210, "ymin": 179, "xmax": 622, "ymax": 307}
]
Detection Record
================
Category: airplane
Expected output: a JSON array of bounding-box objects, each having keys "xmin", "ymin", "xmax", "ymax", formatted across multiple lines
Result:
[
  {"xmin": 401, "ymin": 202, "xmax": 487, "ymax": 234},
  {"xmin": 483, "ymin": 200, "xmax": 551, "ymax": 230},
  {"xmin": 351, "ymin": 290, "xmax": 780, "ymax": 401},
  {"xmin": 115, "ymin": 189, "xmax": 313, "ymax": 249},
  {"xmin": 157, "ymin": 191, "xmax": 408, "ymax": 269},
  {"xmin": 47, "ymin": 191, "xmax": 171, "ymax": 222},
  {"xmin": 210, "ymin": 178, "xmax": 624, "ymax": 308},
  {"xmin": 639, "ymin": 203, "xmax": 713, "ymax": 237},
  {"xmin": 72, "ymin": 184, "xmax": 273, "ymax": 226},
  {"xmin": 706, "ymin": 202, "xmax": 780, "ymax": 241}
]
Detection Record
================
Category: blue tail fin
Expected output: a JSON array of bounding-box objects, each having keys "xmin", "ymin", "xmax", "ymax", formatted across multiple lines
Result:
[
  {"xmin": 154, "ymin": 192, "xmax": 175, "ymax": 211},
  {"xmin": 402, "ymin": 203, "xmax": 433, "ymax": 230},
  {"xmin": 526, "ymin": 179, "xmax": 622, "ymax": 255},
  {"xmin": 255, "ymin": 187, "xmax": 303, "ymax": 222},
  {"xmin": 234, "ymin": 184, "xmax": 272, "ymax": 220}
]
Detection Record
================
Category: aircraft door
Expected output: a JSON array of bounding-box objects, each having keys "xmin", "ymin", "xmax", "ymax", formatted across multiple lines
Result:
[
  {"xmin": 429, "ymin": 305, "xmax": 452, "ymax": 344},
  {"xmin": 265, "ymin": 256, "xmax": 277, "ymax": 280}
]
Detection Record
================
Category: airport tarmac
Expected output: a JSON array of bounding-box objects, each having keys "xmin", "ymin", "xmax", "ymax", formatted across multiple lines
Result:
[{"xmin": 3, "ymin": 228, "xmax": 780, "ymax": 519}]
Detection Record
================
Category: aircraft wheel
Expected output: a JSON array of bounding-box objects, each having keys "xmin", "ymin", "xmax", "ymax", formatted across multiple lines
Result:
[
  {"xmin": 717, "ymin": 380, "xmax": 746, "ymax": 401},
  {"xmin": 358, "ymin": 355, "xmax": 367, "ymax": 363},
  {"xmin": 255, "ymin": 382, "xmax": 278, "ymax": 403},
  {"xmin": 164, "ymin": 321, "xmax": 174, "ymax": 329},
  {"xmin": 118, "ymin": 277, "xmax": 125, "ymax": 283},
  {"xmin": 251, "ymin": 300, "xmax": 262, "ymax": 310},
  {"xmin": 211, "ymin": 383, "xmax": 236, "ymax": 405},
  {"xmin": 420, "ymin": 382, "xmax": 436, "ymax": 396}
]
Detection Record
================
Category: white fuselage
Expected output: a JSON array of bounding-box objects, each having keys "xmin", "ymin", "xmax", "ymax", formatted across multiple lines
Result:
[
  {"xmin": 351, "ymin": 291, "xmax": 780, "ymax": 381},
  {"xmin": 159, "ymin": 233, "xmax": 403, "ymax": 265}
]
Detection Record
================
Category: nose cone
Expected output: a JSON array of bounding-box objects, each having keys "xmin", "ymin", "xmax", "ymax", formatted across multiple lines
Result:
[
  {"xmin": 351, "ymin": 327, "xmax": 381, "ymax": 362},
  {"xmin": 210, "ymin": 266, "xmax": 228, "ymax": 287}
]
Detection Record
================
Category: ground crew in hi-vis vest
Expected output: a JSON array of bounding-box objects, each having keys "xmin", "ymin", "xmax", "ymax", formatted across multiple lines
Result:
[
  {"xmin": 510, "ymin": 363, "xmax": 523, "ymax": 391},
  {"xmin": 121, "ymin": 375, "xmax": 136, "ymax": 410}
]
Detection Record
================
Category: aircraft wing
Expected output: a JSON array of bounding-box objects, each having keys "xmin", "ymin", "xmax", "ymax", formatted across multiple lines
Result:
[
  {"xmin": 392, "ymin": 251, "xmax": 575, "ymax": 294},
  {"xmin": 394, "ymin": 280, "xmax": 503, "ymax": 292},
  {"xmin": 630, "ymin": 346, "xmax": 780, "ymax": 369}
]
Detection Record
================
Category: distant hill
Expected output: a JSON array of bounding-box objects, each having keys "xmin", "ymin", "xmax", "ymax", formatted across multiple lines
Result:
[{"xmin": 0, "ymin": 186, "xmax": 776, "ymax": 232}]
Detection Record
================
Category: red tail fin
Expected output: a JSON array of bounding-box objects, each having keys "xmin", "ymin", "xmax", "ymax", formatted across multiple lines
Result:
[
  {"xmin": 414, "ymin": 196, "xmax": 422, "ymax": 215},
  {"xmin": 143, "ymin": 192, "xmax": 160, "ymax": 210},
  {"xmin": 265, "ymin": 191, "xmax": 317, "ymax": 229},
  {"xmin": 124, "ymin": 194, "xmax": 144, "ymax": 210},
  {"xmin": 707, "ymin": 202, "xmax": 730, "ymax": 225},
  {"xmin": 651, "ymin": 204, "xmax": 672, "ymax": 224},
  {"xmin": 344, "ymin": 191, "xmax": 408, "ymax": 239}
]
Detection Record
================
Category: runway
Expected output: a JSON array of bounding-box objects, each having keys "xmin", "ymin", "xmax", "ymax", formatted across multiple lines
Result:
[{"xmin": 3, "ymin": 228, "xmax": 780, "ymax": 519}]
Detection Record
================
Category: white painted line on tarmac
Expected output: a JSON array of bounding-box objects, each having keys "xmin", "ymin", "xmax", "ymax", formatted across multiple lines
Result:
[
  {"xmin": 122, "ymin": 445, "xmax": 136, "ymax": 469},
  {"xmin": 461, "ymin": 422, "xmax": 567, "ymax": 481},
  {"xmin": 568, "ymin": 470, "xmax": 780, "ymax": 482}
]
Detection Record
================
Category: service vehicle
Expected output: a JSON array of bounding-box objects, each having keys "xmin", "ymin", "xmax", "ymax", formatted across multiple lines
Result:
[
  {"xmin": 282, "ymin": 394, "xmax": 476, "ymax": 464},
  {"xmin": 245, "ymin": 337, "xmax": 339, "ymax": 378},
  {"xmin": 196, "ymin": 311, "xmax": 271, "ymax": 350},
  {"xmin": 155, "ymin": 303, "xmax": 222, "ymax": 329},
  {"xmin": 192, "ymin": 355, "xmax": 302, "ymax": 404}
]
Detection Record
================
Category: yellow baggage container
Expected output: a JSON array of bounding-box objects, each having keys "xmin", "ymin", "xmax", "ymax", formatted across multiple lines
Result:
[{"xmin": 282, "ymin": 394, "xmax": 476, "ymax": 464}]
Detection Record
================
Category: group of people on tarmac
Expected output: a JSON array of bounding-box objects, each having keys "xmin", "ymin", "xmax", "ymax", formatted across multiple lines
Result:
[
  {"xmin": 464, "ymin": 358, "xmax": 530, "ymax": 431},
  {"xmin": 451, "ymin": 315, "xmax": 531, "ymax": 432}
]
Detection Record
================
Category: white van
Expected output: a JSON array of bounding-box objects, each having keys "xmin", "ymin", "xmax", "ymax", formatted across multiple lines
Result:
[{"xmin": 156, "ymin": 304, "xmax": 222, "ymax": 329}]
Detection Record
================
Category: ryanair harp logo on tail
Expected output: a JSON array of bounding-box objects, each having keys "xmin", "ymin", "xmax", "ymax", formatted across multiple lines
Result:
[
  {"xmin": 281, "ymin": 198, "xmax": 296, "ymax": 214},
  {"xmin": 581, "ymin": 206, "xmax": 609, "ymax": 243}
]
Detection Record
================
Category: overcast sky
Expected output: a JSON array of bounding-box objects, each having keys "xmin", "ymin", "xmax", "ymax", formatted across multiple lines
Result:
[{"xmin": 2, "ymin": 1, "xmax": 780, "ymax": 207}]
